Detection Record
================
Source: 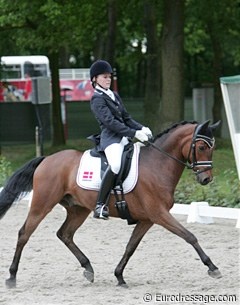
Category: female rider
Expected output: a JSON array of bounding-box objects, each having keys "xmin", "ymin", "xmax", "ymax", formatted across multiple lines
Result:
[{"xmin": 90, "ymin": 60, "xmax": 152, "ymax": 219}]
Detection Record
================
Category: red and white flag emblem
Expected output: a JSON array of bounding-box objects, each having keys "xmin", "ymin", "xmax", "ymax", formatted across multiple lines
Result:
[{"xmin": 82, "ymin": 171, "xmax": 93, "ymax": 181}]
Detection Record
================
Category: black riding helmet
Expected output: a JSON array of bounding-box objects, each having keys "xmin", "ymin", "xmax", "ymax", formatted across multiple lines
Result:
[{"xmin": 90, "ymin": 60, "xmax": 113, "ymax": 81}]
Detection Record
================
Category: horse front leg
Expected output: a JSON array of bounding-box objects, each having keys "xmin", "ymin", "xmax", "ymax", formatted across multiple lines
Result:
[
  {"xmin": 114, "ymin": 221, "xmax": 153, "ymax": 287},
  {"xmin": 57, "ymin": 205, "xmax": 94, "ymax": 283},
  {"xmin": 153, "ymin": 210, "xmax": 222, "ymax": 279}
]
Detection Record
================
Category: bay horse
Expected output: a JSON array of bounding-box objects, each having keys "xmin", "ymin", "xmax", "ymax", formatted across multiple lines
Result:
[{"xmin": 0, "ymin": 120, "xmax": 222, "ymax": 288}]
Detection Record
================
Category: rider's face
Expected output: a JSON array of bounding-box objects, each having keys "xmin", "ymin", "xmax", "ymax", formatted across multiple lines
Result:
[{"xmin": 95, "ymin": 73, "xmax": 112, "ymax": 89}]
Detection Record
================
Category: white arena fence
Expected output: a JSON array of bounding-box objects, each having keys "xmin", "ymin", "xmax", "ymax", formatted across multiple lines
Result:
[
  {"xmin": 170, "ymin": 201, "xmax": 240, "ymax": 228},
  {"xmin": 0, "ymin": 187, "xmax": 239, "ymax": 228}
]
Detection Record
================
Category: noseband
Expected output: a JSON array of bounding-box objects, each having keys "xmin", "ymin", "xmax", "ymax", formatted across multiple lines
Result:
[{"xmin": 148, "ymin": 125, "xmax": 215, "ymax": 175}]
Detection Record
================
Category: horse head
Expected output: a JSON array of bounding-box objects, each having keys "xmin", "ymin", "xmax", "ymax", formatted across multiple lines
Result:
[
  {"xmin": 190, "ymin": 120, "xmax": 221, "ymax": 185},
  {"xmin": 149, "ymin": 120, "xmax": 221, "ymax": 186}
]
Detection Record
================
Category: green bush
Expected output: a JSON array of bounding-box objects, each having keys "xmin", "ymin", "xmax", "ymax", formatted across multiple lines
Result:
[
  {"xmin": 0, "ymin": 156, "xmax": 12, "ymax": 186},
  {"xmin": 175, "ymin": 169, "xmax": 240, "ymax": 208}
]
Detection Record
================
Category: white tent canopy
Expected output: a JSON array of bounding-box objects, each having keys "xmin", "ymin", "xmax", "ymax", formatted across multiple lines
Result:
[{"xmin": 220, "ymin": 75, "xmax": 240, "ymax": 180}]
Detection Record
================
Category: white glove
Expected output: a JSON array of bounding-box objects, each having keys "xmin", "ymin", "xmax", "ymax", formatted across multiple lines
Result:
[
  {"xmin": 142, "ymin": 126, "xmax": 153, "ymax": 137},
  {"xmin": 135, "ymin": 130, "xmax": 149, "ymax": 142}
]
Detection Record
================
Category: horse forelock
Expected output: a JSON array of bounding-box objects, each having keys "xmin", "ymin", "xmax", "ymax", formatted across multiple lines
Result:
[{"xmin": 153, "ymin": 121, "xmax": 198, "ymax": 142}]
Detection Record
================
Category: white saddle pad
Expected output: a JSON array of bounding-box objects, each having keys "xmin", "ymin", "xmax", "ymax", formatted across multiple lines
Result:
[{"xmin": 76, "ymin": 143, "xmax": 142, "ymax": 193}]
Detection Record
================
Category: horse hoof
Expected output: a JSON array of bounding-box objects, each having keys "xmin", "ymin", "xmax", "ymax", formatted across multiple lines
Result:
[
  {"xmin": 117, "ymin": 280, "xmax": 128, "ymax": 288},
  {"xmin": 208, "ymin": 269, "xmax": 222, "ymax": 279},
  {"xmin": 83, "ymin": 270, "xmax": 94, "ymax": 283},
  {"xmin": 5, "ymin": 278, "xmax": 16, "ymax": 288},
  {"xmin": 118, "ymin": 282, "xmax": 129, "ymax": 288}
]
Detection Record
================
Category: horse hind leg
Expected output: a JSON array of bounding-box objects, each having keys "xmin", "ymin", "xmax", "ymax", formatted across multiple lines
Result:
[
  {"xmin": 57, "ymin": 202, "xmax": 94, "ymax": 283},
  {"xmin": 154, "ymin": 210, "xmax": 222, "ymax": 279},
  {"xmin": 6, "ymin": 202, "xmax": 53, "ymax": 288}
]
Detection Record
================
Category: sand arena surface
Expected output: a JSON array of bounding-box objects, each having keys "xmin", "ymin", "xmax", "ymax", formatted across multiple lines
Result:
[{"xmin": 0, "ymin": 201, "xmax": 239, "ymax": 305}]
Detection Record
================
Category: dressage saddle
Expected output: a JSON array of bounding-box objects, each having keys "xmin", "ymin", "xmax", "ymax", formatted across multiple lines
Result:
[{"xmin": 87, "ymin": 134, "xmax": 137, "ymax": 225}]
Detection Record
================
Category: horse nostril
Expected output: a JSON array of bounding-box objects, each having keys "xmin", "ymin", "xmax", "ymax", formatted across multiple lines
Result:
[{"xmin": 201, "ymin": 177, "xmax": 210, "ymax": 185}]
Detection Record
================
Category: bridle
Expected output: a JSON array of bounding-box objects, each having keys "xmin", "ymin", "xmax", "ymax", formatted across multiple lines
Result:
[
  {"xmin": 148, "ymin": 125, "xmax": 215, "ymax": 175},
  {"xmin": 187, "ymin": 130, "xmax": 215, "ymax": 174}
]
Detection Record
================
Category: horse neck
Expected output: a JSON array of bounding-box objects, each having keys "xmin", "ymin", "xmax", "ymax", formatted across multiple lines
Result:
[
  {"xmin": 155, "ymin": 124, "xmax": 194, "ymax": 157},
  {"xmin": 150, "ymin": 125, "xmax": 195, "ymax": 187}
]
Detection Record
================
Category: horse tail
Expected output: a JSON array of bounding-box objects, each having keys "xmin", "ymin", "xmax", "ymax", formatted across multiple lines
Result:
[{"xmin": 0, "ymin": 156, "xmax": 45, "ymax": 219}]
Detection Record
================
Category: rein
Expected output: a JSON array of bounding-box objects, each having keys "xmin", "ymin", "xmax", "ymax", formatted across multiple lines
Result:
[
  {"xmin": 147, "ymin": 141, "xmax": 192, "ymax": 169},
  {"xmin": 147, "ymin": 125, "xmax": 215, "ymax": 175}
]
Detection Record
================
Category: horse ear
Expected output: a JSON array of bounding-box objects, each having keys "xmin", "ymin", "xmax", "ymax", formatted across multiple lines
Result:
[
  {"xmin": 194, "ymin": 120, "xmax": 210, "ymax": 138},
  {"xmin": 202, "ymin": 120, "xmax": 210, "ymax": 128},
  {"xmin": 210, "ymin": 120, "xmax": 221, "ymax": 132},
  {"xmin": 198, "ymin": 120, "xmax": 210, "ymax": 134}
]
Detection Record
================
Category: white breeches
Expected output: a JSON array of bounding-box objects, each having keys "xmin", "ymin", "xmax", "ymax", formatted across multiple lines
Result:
[{"xmin": 104, "ymin": 137, "xmax": 129, "ymax": 174}]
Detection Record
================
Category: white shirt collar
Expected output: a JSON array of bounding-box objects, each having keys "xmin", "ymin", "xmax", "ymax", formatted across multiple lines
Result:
[{"xmin": 96, "ymin": 85, "xmax": 115, "ymax": 101}]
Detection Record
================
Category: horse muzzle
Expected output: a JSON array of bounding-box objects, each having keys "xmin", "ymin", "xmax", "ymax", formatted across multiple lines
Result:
[{"xmin": 196, "ymin": 170, "xmax": 213, "ymax": 185}]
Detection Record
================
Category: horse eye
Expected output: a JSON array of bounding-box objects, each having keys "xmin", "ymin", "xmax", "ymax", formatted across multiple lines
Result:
[{"xmin": 198, "ymin": 145, "xmax": 205, "ymax": 151}]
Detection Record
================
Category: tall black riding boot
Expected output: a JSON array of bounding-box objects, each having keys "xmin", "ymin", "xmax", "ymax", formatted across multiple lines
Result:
[{"xmin": 94, "ymin": 166, "xmax": 116, "ymax": 220}]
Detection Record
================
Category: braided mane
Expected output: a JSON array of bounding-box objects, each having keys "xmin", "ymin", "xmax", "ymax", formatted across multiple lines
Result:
[{"xmin": 153, "ymin": 120, "xmax": 197, "ymax": 141}]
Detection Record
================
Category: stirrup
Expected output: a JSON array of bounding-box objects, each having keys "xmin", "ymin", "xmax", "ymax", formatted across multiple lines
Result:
[{"xmin": 93, "ymin": 203, "xmax": 109, "ymax": 220}]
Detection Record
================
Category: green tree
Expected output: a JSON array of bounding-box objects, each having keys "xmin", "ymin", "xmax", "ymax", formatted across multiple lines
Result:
[
  {"xmin": 0, "ymin": 0, "xmax": 96, "ymax": 146},
  {"xmin": 160, "ymin": 0, "xmax": 185, "ymax": 129},
  {"xmin": 0, "ymin": 0, "xmax": 120, "ymax": 145},
  {"xmin": 185, "ymin": 0, "xmax": 240, "ymax": 134},
  {"xmin": 143, "ymin": 0, "xmax": 162, "ymax": 130},
  {"xmin": 1, "ymin": 0, "xmax": 239, "ymax": 141}
]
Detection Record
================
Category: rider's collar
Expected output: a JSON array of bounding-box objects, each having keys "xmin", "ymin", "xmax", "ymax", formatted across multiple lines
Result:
[{"xmin": 95, "ymin": 85, "xmax": 115, "ymax": 101}]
